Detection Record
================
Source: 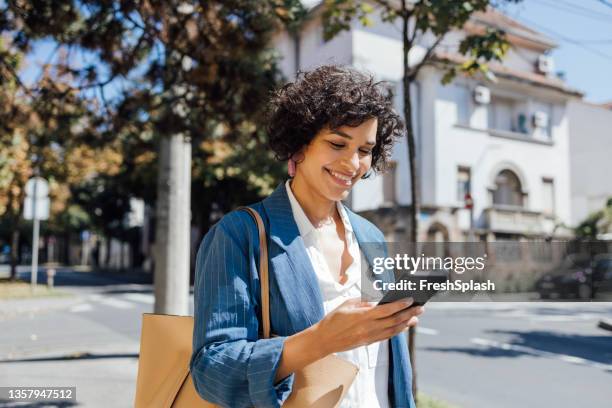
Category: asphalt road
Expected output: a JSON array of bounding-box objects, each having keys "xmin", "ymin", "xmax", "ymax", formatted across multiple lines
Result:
[
  {"xmin": 417, "ymin": 302, "xmax": 612, "ymax": 408},
  {"xmin": 1, "ymin": 268, "xmax": 611, "ymax": 407}
]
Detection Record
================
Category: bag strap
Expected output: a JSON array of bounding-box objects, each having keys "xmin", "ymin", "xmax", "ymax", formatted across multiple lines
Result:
[{"xmin": 237, "ymin": 206, "xmax": 270, "ymax": 339}]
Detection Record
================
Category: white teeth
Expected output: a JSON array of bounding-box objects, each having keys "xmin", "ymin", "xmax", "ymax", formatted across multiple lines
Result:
[{"xmin": 329, "ymin": 170, "xmax": 353, "ymax": 185}]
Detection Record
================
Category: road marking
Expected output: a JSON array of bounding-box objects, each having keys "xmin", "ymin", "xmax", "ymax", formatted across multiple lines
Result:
[
  {"xmin": 97, "ymin": 297, "xmax": 134, "ymax": 309},
  {"xmin": 470, "ymin": 337, "xmax": 612, "ymax": 372},
  {"xmin": 121, "ymin": 293, "xmax": 154, "ymax": 304},
  {"xmin": 559, "ymin": 355, "xmax": 588, "ymax": 365},
  {"xmin": 416, "ymin": 326, "xmax": 439, "ymax": 335},
  {"xmin": 528, "ymin": 315, "xmax": 574, "ymax": 322},
  {"xmin": 70, "ymin": 303, "xmax": 93, "ymax": 313}
]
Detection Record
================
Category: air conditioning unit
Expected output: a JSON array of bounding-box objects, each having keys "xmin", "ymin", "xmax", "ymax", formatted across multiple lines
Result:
[
  {"xmin": 537, "ymin": 55, "xmax": 554, "ymax": 74},
  {"xmin": 533, "ymin": 111, "xmax": 549, "ymax": 128},
  {"xmin": 473, "ymin": 86, "xmax": 491, "ymax": 105}
]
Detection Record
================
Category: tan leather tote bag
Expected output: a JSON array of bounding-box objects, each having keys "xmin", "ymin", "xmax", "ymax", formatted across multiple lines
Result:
[{"xmin": 134, "ymin": 207, "xmax": 359, "ymax": 408}]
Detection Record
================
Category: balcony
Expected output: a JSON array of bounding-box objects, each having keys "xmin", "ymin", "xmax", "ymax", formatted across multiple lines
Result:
[{"xmin": 483, "ymin": 206, "xmax": 554, "ymax": 235}]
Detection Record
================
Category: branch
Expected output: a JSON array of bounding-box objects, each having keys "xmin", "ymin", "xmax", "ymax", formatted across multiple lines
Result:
[
  {"xmin": 372, "ymin": 0, "xmax": 399, "ymax": 13},
  {"xmin": 98, "ymin": 82, "xmax": 111, "ymax": 114},
  {"xmin": 0, "ymin": 57, "xmax": 33, "ymax": 97},
  {"xmin": 408, "ymin": 13, "xmax": 418, "ymax": 45},
  {"xmin": 76, "ymin": 74, "xmax": 116, "ymax": 91},
  {"xmin": 408, "ymin": 33, "xmax": 445, "ymax": 79}
]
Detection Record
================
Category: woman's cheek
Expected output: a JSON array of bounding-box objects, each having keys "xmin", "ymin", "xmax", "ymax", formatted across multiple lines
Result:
[{"xmin": 360, "ymin": 158, "xmax": 372, "ymax": 174}]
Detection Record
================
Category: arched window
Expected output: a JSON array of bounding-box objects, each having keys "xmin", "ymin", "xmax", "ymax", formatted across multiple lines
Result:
[{"xmin": 493, "ymin": 169, "xmax": 524, "ymax": 207}]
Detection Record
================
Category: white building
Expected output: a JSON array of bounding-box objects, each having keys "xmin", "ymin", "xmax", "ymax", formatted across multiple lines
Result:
[
  {"xmin": 273, "ymin": 4, "xmax": 583, "ymax": 241},
  {"xmin": 568, "ymin": 101, "xmax": 612, "ymax": 228}
]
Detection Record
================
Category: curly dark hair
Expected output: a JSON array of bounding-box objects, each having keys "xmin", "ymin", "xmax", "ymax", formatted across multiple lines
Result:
[{"xmin": 267, "ymin": 65, "xmax": 405, "ymax": 176}]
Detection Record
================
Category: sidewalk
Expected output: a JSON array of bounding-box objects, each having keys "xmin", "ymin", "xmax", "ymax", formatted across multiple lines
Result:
[
  {"xmin": 0, "ymin": 296, "xmax": 81, "ymax": 320},
  {"xmin": 0, "ymin": 344, "xmax": 139, "ymax": 408}
]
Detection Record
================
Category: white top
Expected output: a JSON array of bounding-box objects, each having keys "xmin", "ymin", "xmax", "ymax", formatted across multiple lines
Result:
[{"xmin": 285, "ymin": 180, "xmax": 390, "ymax": 408}]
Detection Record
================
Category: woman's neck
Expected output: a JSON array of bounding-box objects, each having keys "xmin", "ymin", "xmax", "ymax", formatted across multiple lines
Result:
[{"xmin": 289, "ymin": 176, "xmax": 338, "ymax": 228}]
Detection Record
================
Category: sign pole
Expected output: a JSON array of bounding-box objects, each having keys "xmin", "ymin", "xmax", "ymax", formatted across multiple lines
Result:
[
  {"xmin": 31, "ymin": 178, "xmax": 39, "ymax": 292},
  {"xmin": 25, "ymin": 176, "xmax": 50, "ymax": 292}
]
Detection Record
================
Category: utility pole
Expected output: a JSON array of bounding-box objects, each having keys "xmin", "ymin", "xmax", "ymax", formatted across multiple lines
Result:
[{"xmin": 153, "ymin": 133, "xmax": 192, "ymax": 315}]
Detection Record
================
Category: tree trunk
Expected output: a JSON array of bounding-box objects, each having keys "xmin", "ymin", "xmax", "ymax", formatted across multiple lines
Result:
[
  {"xmin": 105, "ymin": 235, "xmax": 111, "ymax": 267},
  {"xmin": 10, "ymin": 225, "xmax": 20, "ymax": 281},
  {"xmin": 402, "ymin": 7, "xmax": 420, "ymax": 402},
  {"xmin": 154, "ymin": 133, "xmax": 192, "ymax": 315}
]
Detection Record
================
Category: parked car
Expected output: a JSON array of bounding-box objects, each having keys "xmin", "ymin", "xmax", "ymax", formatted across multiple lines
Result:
[
  {"xmin": 535, "ymin": 254, "xmax": 612, "ymax": 300},
  {"xmin": 592, "ymin": 255, "xmax": 612, "ymax": 297}
]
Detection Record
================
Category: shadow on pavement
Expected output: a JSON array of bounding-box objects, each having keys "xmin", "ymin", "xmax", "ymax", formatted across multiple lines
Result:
[
  {"xmin": 424, "ymin": 345, "xmax": 535, "ymax": 358},
  {"xmin": 0, "ymin": 401, "xmax": 78, "ymax": 407},
  {"xmin": 17, "ymin": 269, "xmax": 152, "ymax": 288},
  {"xmin": 100, "ymin": 288, "xmax": 152, "ymax": 295},
  {"xmin": 0, "ymin": 352, "xmax": 138, "ymax": 364},
  {"xmin": 486, "ymin": 329, "xmax": 612, "ymax": 365},
  {"xmin": 424, "ymin": 330, "xmax": 612, "ymax": 371}
]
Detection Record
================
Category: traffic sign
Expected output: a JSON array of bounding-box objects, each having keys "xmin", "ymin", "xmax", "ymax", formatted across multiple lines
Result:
[
  {"xmin": 24, "ymin": 196, "xmax": 50, "ymax": 220},
  {"xmin": 25, "ymin": 177, "xmax": 50, "ymax": 199}
]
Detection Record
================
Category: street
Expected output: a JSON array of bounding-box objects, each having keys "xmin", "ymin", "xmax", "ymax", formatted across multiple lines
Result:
[
  {"xmin": 417, "ymin": 302, "xmax": 612, "ymax": 408},
  {"xmin": 0, "ymin": 269, "xmax": 611, "ymax": 407}
]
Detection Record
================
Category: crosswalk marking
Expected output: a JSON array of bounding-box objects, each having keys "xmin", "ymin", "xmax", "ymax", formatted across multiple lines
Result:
[
  {"xmin": 97, "ymin": 297, "xmax": 134, "ymax": 309},
  {"xmin": 70, "ymin": 303, "xmax": 93, "ymax": 313},
  {"xmin": 69, "ymin": 292, "xmax": 192, "ymax": 313},
  {"xmin": 120, "ymin": 293, "xmax": 154, "ymax": 304}
]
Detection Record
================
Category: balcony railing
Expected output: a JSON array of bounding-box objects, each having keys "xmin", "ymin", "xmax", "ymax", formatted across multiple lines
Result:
[{"xmin": 483, "ymin": 206, "xmax": 552, "ymax": 235}]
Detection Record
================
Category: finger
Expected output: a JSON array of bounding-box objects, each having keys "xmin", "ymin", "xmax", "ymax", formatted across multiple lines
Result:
[
  {"xmin": 370, "ymin": 297, "xmax": 414, "ymax": 318},
  {"xmin": 343, "ymin": 297, "xmax": 376, "ymax": 309},
  {"xmin": 368, "ymin": 317, "xmax": 419, "ymax": 343},
  {"xmin": 378, "ymin": 306, "xmax": 422, "ymax": 329}
]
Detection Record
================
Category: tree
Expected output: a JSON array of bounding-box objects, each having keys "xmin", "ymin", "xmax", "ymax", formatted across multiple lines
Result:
[
  {"xmin": 322, "ymin": 0, "xmax": 519, "ymax": 399},
  {"xmin": 1, "ymin": 35, "xmax": 103, "ymax": 278},
  {"xmin": 1, "ymin": 0, "xmax": 305, "ymax": 312},
  {"xmin": 576, "ymin": 198, "xmax": 612, "ymax": 240},
  {"xmin": 0, "ymin": 39, "xmax": 30, "ymax": 279}
]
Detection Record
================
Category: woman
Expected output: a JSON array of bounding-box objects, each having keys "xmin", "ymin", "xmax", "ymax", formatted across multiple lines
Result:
[{"xmin": 190, "ymin": 65, "xmax": 423, "ymax": 408}]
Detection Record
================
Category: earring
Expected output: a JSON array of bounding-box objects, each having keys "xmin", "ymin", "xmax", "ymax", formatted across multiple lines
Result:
[{"xmin": 288, "ymin": 157, "xmax": 296, "ymax": 177}]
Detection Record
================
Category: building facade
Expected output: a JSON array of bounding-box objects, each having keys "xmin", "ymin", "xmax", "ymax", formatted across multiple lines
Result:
[
  {"xmin": 273, "ymin": 4, "xmax": 582, "ymax": 242},
  {"xmin": 567, "ymin": 101, "xmax": 612, "ymax": 229}
]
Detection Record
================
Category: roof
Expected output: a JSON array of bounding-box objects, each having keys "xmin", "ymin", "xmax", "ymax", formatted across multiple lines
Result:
[
  {"xmin": 433, "ymin": 50, "xmax": 583, "ymax": 97},
  {"xmin": 469, "ymin": 8, "xmax": 558, "ymax": 51}
]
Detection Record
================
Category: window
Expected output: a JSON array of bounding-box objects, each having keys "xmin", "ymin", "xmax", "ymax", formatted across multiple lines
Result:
[
  {"xmin": 383, "ymin": 161, "xmax": 397, "ymax": 205},
  {"xmin": 456, "ymin": 85, "xmax": 472, "ymax": 126},
  {"xmin": 493, "ymin": 169, "xmax": 524, "ymax": 207},
  {"xmin": 542, "ymin": 178, "xmax": 555, "ymax": 215},
  {"xmin": 532, "ymin": 102, "xmax": 553, "ymax": 139},
  {"xmin": 488, "ymin": 96, "xmax": 529, "ymax": 134},
  {"xmin": 457, "ymin": 167, "xmax": 471, "ymax": 202}
]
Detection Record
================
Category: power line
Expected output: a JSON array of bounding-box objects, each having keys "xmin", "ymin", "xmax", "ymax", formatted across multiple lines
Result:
[
  {"xmin": 554, "ymin": 0, "xmax": 612, "ymax": 19},
  {"xmin": 574, "ymin": 39, "xmax": 612, "ymax": 44},
  {"xmin": 516, "ymin": 15, "xmax": 612, "ymax": 61},
  {"xmin": 533, "ymin": 0, "xmax": 612, "ymax": 24},
  {"xmin": 508, "ymin": 1, "xmax": 612, "ymax": 46},
  {"xmin": 597, "ymin": 0, "xmax": 612, "ymax": 9}
]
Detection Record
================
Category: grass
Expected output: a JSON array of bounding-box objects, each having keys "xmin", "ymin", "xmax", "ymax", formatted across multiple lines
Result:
[
  {"xmin": 417, "ymin": 393, "xmax": 458, "ymax": 408},
  {"xmin": 0, "ymin": 279, "xmax": 70, "ymax": 300}
]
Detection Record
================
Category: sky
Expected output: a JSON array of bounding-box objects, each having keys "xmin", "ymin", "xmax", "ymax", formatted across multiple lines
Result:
[
  {"xmin": 20, "ymin": 0, "xmax": 612, "ymax": 104},
  {"xmin": 501, "ymin": 0, "xmax": 612, "ymax": 103},
  {"xmin": 302, "ymin": 0, "xmax": 612, "ymax": 104}
]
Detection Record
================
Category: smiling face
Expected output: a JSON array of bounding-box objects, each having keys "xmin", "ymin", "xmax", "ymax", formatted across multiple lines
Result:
[{"xmin": 294, "ymin": 117, "xmax": 378, "ymax": 202}]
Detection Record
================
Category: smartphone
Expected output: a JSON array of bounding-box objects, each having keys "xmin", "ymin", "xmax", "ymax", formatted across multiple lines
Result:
[{"xmin": 377, "ymin": 270, "xmax": 449, "ymax": 306}]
